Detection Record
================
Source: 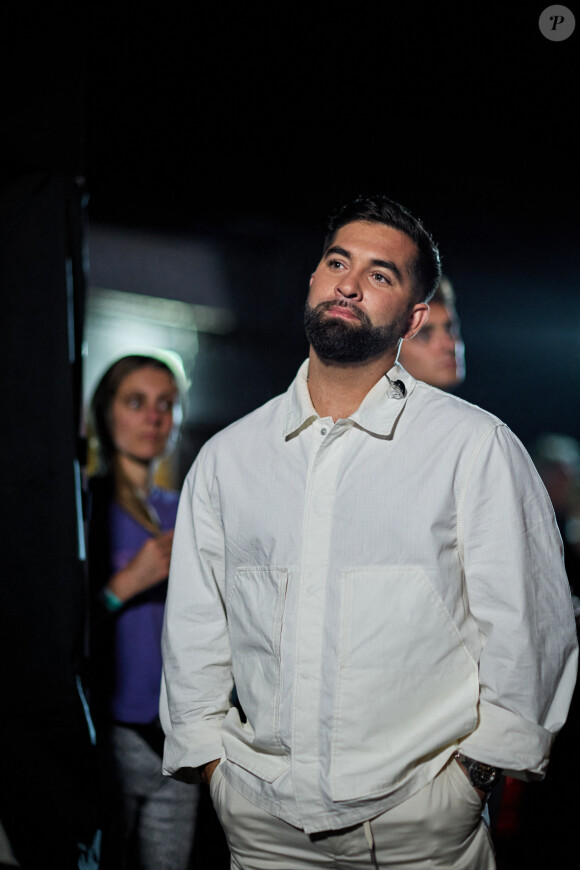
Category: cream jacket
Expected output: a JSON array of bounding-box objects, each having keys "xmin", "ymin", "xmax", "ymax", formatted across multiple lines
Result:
[{"xmin": 161, "ymin": 361, "xmax": 577, "ymax": 833}]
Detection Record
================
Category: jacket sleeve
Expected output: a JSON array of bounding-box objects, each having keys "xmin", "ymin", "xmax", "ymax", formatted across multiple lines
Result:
[
  {"xmin": 160, "ymin": 451, "xmax": 232, "ymax": 780},
  {"xmin": 457, "ymin": 424, "xmax": 578, "ymax": 779}
]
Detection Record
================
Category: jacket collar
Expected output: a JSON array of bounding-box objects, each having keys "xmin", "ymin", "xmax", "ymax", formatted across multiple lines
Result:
[{"xmin": 283, "ymin": 359, "xmax": 416, "ymax": 440}]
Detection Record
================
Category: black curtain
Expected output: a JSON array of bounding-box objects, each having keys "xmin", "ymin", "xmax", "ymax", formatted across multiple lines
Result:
[{"xmin": 0, "ymin": 176, "xmax": 96, "ymax": 869}]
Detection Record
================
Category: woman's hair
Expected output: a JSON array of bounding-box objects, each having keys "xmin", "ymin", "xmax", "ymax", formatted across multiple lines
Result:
[{"xmin": 89, "ymin": 352, "xmax": 187, "ymax": 533}]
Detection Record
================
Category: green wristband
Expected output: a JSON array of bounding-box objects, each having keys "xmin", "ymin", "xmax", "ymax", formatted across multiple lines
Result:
[{"xmin": 101, "ymin": 586, "xmax": 123, "ymax": 612}]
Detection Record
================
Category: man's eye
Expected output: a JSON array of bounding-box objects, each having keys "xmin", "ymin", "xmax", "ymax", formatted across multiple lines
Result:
[
  {"xmin": 327, "ymin": 259, "xmax": 344, "ymax": 269},
  {"xmin": 126, "ymin": 397, "xmax": 142, "ymax": 409},
  {"xmin": 373, "ymin": 273, "xmax": 391, "ymax": 285},
  {"xmin": 158, "ymin": 400, "xmax": 173, "ymax": 413}
]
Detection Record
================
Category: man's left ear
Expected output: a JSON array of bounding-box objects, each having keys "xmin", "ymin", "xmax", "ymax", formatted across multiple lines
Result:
[{"xmin": 403, "ymin": 303, "xmax": 430, "ymax": 340}]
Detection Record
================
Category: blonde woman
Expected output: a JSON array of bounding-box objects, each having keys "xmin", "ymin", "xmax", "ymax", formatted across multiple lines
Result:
[{"xmin": 88, "ymin": 354, "xmax": 198, "ymax": 870}]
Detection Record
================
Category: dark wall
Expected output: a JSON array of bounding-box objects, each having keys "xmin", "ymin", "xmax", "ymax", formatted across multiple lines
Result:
[
  {"xmin": 2, "ymin": 9, "xmax": 96, "ymax": 865},
  {"xmin": 0, "ymin": 173, "xmax": 96, "ymax": 868}
]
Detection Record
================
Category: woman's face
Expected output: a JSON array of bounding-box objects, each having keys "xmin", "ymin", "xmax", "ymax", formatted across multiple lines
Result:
[{"xmin": 110, "ymin": 366, "xmax": 177, "ymax": 462}]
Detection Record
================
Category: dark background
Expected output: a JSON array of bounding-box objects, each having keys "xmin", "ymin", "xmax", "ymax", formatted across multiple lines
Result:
[
  {"xmin": 1, "ymin": 4, "xmax": 578, "ymax": 867},
  {"xmin": 85, "ymin": 3, "xmax": 579, "ymax": 447},
  {"xmin": 5, "ymin": 4, "xmax": 579, "ymax": 444}
]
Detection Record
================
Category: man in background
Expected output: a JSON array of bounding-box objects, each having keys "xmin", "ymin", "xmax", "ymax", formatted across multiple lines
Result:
[{"xmin": 399, "ymin": 274, "xmax": 465, "ymax": 389}]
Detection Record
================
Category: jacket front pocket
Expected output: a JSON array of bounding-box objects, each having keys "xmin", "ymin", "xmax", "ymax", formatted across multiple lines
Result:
[
  {"xmin": 227, "ymin": 566, "xmax": 288, "ymax": 752},
  {"xmin": 331, "ymin": 566, "xmax": 478, "ymax": 801}
]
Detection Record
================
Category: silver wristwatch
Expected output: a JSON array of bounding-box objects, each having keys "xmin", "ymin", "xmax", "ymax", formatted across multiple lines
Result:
[{"xmin": 455, "ymin": 752, "xmax": 501, "ymax": 793}]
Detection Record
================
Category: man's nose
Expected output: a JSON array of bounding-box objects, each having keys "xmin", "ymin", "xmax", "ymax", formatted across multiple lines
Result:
[
  {"xmin": 335, "ymin": 274, "xmax": 362, "ymax": 300},
  {"xmin": 439, "ymin": 330, "xmax": 457, "ymax": 352}
]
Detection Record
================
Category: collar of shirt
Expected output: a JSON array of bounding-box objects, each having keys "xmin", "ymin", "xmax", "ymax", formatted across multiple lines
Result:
[{"xmin": 282, "ymin": 359, "xmax": 417, "ymax": 440}]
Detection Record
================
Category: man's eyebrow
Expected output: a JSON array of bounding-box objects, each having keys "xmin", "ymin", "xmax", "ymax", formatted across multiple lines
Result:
[
  {"xmin": 325, "ymin": 245, "xmax": 351, "ymax": 260},
  {"xmin": 370, "ymin": 258, "xmax": 403, "ymax": 282},
  {"xmin": 324, "ymin": 246, "xmax": 404, "ymax": 282}
]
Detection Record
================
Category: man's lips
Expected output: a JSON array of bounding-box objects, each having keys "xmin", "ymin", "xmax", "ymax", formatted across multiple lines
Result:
[{"xmin": 325, "ymin": 304, "xmax": 361, "ymax": 321}]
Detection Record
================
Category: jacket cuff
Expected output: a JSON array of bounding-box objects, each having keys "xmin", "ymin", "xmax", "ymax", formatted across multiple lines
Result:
[
  {"xmin": 458, "ymin": 701, "xmax": 554, "ymax": 780},
  {"xmin": 162, "ymin": 727, "xmax": 224, "ymax": 783}
]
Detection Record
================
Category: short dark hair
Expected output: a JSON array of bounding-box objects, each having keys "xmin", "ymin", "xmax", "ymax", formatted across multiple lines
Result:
[{"xmin": 323, "ymin": 194, "xmax": 442, "ymax": 303}]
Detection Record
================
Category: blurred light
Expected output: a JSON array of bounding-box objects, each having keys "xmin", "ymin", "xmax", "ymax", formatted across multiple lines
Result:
[{"xmin": 83, "ymin": 286, "xmax": 234, "ymax": 422}]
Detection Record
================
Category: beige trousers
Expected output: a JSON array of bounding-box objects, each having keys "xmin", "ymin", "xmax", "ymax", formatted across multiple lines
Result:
[{"xmin": 210, "ymin": 758, "xmax": 496, "ymax": 869}]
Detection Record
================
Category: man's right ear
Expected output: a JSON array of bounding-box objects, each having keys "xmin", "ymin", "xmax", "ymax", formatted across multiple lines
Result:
[{"xmin": 402, "ymin": 303, "xmax": 430, "ymax": 341}]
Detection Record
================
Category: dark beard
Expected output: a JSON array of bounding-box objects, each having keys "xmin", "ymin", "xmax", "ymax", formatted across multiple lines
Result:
[{"xmin": 304, "ymin": 300, "xmax": 409, "ymax": 364}]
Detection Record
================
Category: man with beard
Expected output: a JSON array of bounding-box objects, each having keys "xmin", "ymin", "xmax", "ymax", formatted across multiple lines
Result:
[{"xmin": 161, "ymin": 195, "xmax": 577, "ymax": 869}]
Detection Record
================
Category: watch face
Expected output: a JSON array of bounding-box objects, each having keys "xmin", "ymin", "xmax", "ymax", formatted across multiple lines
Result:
[
  {"xmin": 456, "ymin": 753, "xmax": 499, "ymax": 792},
  {"xmin": 470, "ymin": 761, "xmax": 498, "ymax": 790}
]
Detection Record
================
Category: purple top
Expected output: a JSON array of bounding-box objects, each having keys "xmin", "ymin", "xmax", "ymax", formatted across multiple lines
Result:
[{"xmin": 109, "ymin": 487, "xmax": 178, "ymax": 724}]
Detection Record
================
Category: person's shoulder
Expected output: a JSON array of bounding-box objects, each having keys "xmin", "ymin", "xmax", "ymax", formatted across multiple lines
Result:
[
  {"xmin": 149, "ymin": 486, "xmax": 180, "ymax": 529},
  {"xmin": 403, "ymin": 384, "xmax": 533, "ymax": 477},
  {"xmin": 200, "ymin": 392, "xmax": 286, "ymax": 454},
  {"xmin": 406, "ymin": 381, "xmax": 508, "ymax": 448},
  {"xmin": 149, "ymin": 485, "xmax": 179, "ymax": 506},
  {"xmin": 182, "ymin": 393, "xmax": 287, "ymax": 484},
  {"xmin": 410, "ymin": 381, "xmax": 503, "ymax": 427}
]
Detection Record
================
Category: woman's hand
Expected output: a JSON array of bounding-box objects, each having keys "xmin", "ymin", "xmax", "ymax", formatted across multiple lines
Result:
[{"xmin": 106, "ymin": 530, "xmax": 174, "ymax": 603}]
